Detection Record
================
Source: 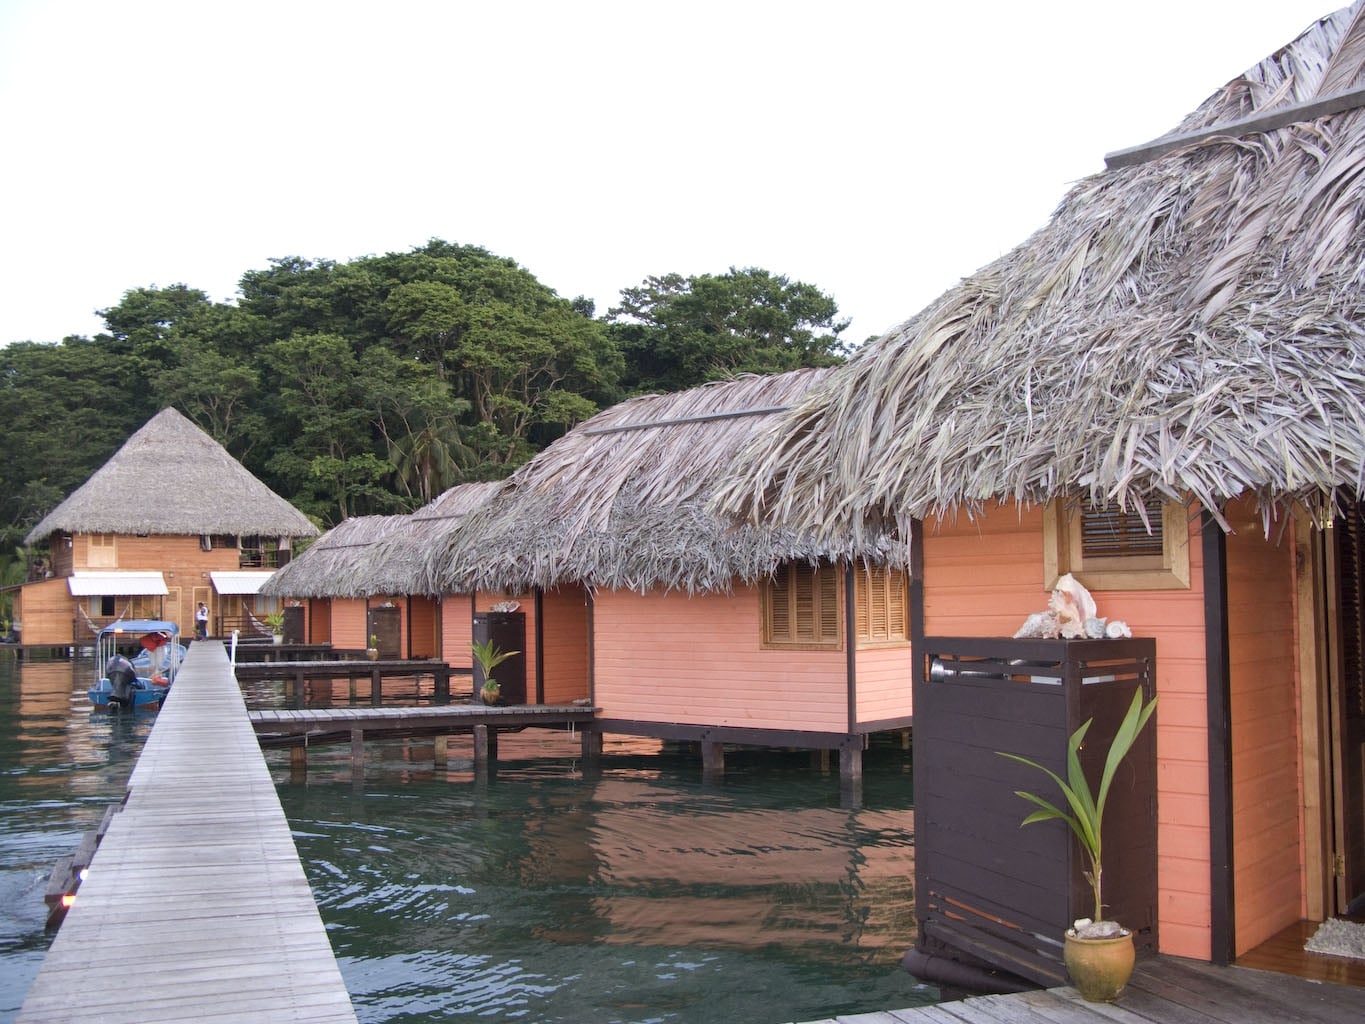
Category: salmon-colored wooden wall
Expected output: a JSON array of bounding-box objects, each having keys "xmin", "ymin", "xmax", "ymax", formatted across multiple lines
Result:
[
  {"xmin": 921, "ymin": 501, "xmax": 1213, "ymax": 961},
  {"xmin": 592, "ymin": 587, "xmax": 848, "ymax": 730},
  {"xmin": 309, "ymin": 598, "xmax": 332, "ymax": 645},
  {"xmin": 1224, "ymin": 500, "xmax": 1302, "ymax": 954},
  {"xmin": 541, "ymin": 587, "xmax": 590, "ymax": 704},
  {"xmin": 408, "ymin": 597, "xmax": 437, "ymax": 659},
  {"xmin": 331, "ymin": 598, "xmax": 369, "ymax": 651},
  {"xmin": 439, "ymin": 594, "xmax": 474, "ymax": 668},
  {"xmin": 855, "ymin": 645, "xmax": 914, "ymax": 723}
]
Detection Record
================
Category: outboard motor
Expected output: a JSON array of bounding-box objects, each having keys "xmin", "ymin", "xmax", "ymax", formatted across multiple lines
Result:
[{"xmin": 106, "ymin": 654, "xmax": 139, "ymax": 709}]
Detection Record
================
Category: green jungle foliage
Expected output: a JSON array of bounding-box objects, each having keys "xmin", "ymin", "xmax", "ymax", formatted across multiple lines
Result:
[{"xmin": 0, "ymin": 241, "xmax": 850, "ymax": 561}]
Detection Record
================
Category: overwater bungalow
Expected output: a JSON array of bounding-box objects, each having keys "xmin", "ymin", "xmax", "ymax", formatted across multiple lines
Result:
[
  {"xmin": 259, "ymin": 514, "xmax": 411, "ymax": 653},
  {"xmin": 422, "ymin": 368, "xmax": 912, "ymax": 778},
  {"xmin": 261, "ymin": 483, "xmax": 499, "ymax": 662},
  {"xmin": 16, "ymin": 407, "xmax": 318, "ymax": 647},
  {"xmin": 713, "ymin": 1, "xmax": 1365, "ymax": 988}
]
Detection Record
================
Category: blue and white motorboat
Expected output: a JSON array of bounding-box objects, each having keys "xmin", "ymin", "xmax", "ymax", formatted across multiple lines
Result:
[{"xmin": 88, "ymin": 620, "xmax": 181, "ymax": 710}]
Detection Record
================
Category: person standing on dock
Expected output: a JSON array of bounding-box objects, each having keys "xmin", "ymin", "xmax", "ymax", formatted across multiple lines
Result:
[{"xmin": 195, "ymin": 602, "xmax": 209, "ymax": 639}]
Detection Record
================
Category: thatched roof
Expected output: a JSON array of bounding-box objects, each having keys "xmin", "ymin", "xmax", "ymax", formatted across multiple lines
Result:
[
  {"xmin": 25, "ymin": 407, "xmax": 319, "ymax": 545},
  {"xmin": 714, "ymin": 4, "xmax": 1365, "ymax": 548},
  {"xmin": 422, "ymin": 369, "xmax": 909, "ymax": 596},
  {"xmin": 343, "ymin": 482, "xmax": 501, "ymax": 597},
  {"xmin": 260, "ymin": 483, "xmax": 501, "ymax": 599},
  {"xmin": 259, "ymin": 515, "xmax": 409, "ymax": 599}
]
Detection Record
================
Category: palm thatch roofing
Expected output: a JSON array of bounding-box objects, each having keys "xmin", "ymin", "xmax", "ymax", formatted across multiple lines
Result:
[
  {"xmin": 259, "ymin": 514, "xmax": 410, "ymax": 599},
  {"xmin": 713, "ymin": 3, "xmax": 1365, "ymax": 550},
  {"xmin": 25, "ymin": 407, "xmax": 319, "ymax": 545},
  {"xmin": 421, "ymin": 369, "xmax": 909, "ymax": 596},
  {"xmin": 344, "ymin": 482, "xmax": 501, "ymax": 597}
]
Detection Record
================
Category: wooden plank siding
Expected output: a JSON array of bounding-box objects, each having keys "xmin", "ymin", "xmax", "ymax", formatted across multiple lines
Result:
[
  {"xmin": 1224, "ymin": 498, "xmax": 1303, "ymax": 955},
  {"xmin": 408, "ymin": 596, "xmax": 438, "ymax": 659},
  {"xmin": 920, "ymin": 500, "xmax": 1215, "ymax": 962},
  {"xmin": 439, "ymin": 593, "xmax": 474, "ymax": 670},
  {"xmin": 540, "ymin": 586, "xmax": 591, "ymax": 705},
  {"xmin": 592, "ymin": 587, "xmax": 849, "ymax": 732},
  {"xmin": 19, "ymin": 534, "xmax": 259, "ymax": 646},
  {"xmin": 328, "ymin": 597, "xmax": 370, "ymax": 652},
  {"xmin": 854, "ymin": 644, "xmax": 914, "ymax": 725},
  {"xmin": 308, "ymin": 597, "xmax": 332, "ymax": 645}
]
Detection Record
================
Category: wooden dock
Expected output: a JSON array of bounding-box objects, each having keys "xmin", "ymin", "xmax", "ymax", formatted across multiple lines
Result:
[
  {"xmin": 795, "ymin": 955, "xmax": 1365, "ymax": 1023},
  {"xmin": 234, "ymin": 656, "xmax": 457, "ymax": 704},
  {"xmin": 249, "ymin": 703, "xmax": 600, "ymax": 770},
  {"xmin": 18, "ymin": 640, "xmax": 358, "ymax": 1024}
]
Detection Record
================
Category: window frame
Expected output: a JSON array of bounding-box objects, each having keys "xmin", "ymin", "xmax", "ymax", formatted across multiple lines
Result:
[
  {"xmin": 854, "ymin": 563, "xmax": 911, "ymax": 648},
  {"xmin": 1044, "ymin": 498, "xmax": 1191, "ymax": 591},
  {"xmin": 761, "ymin": 561, "xmax": 843, "ymax": 651}
]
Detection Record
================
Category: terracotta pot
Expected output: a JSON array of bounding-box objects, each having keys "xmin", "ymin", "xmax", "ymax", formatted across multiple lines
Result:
[{"xmin": 1064, "ymin": 928, "xmax": 1134, "ymax": 1002}]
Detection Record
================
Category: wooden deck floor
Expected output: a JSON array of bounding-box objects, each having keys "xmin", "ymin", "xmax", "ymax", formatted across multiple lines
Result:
[
  {"xmin": 18, "ymin": 640, "xmax": 358, "ymax": 1024},
  {"xmin": 796, "ymin": 955, "xmax": 1365, "ymax": 1023}
]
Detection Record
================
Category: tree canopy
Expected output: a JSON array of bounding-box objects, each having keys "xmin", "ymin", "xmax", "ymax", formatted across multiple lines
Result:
[
  {"xmin": 608, "ymin": 267, "xmax": 851, "ymax": 394},
  {"xmin": 0, "ymin": 241, "xmax": 848, "ymax": 558}
]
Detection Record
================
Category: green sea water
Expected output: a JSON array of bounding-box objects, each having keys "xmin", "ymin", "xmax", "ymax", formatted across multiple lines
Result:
[{"xmin": 0, "ymin": 653, "xmax": 937, "ymax": 1023}]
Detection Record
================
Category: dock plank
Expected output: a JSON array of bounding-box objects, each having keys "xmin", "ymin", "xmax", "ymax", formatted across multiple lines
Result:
[
  {"xmin": 791, "ymin": 956, "xmax": 1365, "ymax": 1024},
  {"xmin": 18, "ymin": 641, "xmax": 358, "ymax": 1024}
]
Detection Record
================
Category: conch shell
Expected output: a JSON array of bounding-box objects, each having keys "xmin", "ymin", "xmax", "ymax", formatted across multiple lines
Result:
[{"xmin": 1048, "ymin": 573, "xmax": 1096, "ymax": 639}]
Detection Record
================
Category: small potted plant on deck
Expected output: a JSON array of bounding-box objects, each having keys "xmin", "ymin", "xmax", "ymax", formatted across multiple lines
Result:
[
  {"xmin": 366, "ymin": 634, "xmax": 380, "ymax": 661},
  {"xmin": 997, "ymin": 688, "xmax": 1157, "ymax": 1002},
  {"xmin": 263, "ymin": 611, "xmax": 286, "ymax": 645},
  {"xmin": 471, "ymin": 638, "xmax": 518, "ymax": 705}
]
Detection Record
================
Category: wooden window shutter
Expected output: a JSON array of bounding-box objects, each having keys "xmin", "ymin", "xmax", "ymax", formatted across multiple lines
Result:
[
  {"xmin": 768, "ymin": 563, "xmax": 794, "ymax": 643},
  {"xmin": 854, "ymin": 565, "xmax": 909, "ymax": 644},
  {"xmin": 1080, "ymin": 499, "xmax": 1165, "ymax": 559},
  {"xmin": 815, "ymin": 568, "xmax": 839, "ymax": 643},
  {"xmin": 763, "ymin": 562, "xmax": 840, "ymax": 648}
]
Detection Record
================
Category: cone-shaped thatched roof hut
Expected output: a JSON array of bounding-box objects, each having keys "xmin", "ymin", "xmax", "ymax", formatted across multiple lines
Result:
[
  {"xmin": 25, "ymin": 407, "xmax": 318, "ymax": 544},
  {"xmin": 260, "ymin": 514, "xmax": 409, "ymax": 599},
  {"xmin": 424, "ymin": 369, "xmax": 909, "ymax": 596},
  {"xmin": 714, "ymin": 3, "xmax": 1365, "ymax": 549}
]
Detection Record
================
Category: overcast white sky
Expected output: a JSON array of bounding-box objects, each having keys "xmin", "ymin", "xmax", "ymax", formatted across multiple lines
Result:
[{"xmin": 0, "ymin": 0, "xmax": 1341, "ymax": 347}]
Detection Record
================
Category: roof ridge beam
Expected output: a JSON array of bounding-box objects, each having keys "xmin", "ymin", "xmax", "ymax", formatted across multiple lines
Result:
[{"xmin": 1105, "ymin": 84, "xmax": 1365, "ymax": 170}]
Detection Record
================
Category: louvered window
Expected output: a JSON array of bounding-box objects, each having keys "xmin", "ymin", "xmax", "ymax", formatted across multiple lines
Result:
[
  {"xmin": 855, "ymin": 564, "xmax": 910, "ymax": 645},
  {"xmin": 1045, "ymin": 498, "xmax": 1190, "ymax": 591},
  {"xmin": 762, "ymin": 562, "xmax": 841, "ymax": 649},
  {"xmin": 1080, "ymin": 499, "xmax": 1166, "ymax": 559}
]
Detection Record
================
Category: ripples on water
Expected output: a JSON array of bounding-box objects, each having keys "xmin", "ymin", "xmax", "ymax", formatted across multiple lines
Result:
[
  {"xmin": 275, "ymin": 735, "xmax": 933, "ymax": 1024},
  {"xmin": 1, "ymin": 655, "xmax": 937, "ymax": 1024},
  {"xmin": 0, "ymin": 656, "xmax": 154, "ymax": 1021}
]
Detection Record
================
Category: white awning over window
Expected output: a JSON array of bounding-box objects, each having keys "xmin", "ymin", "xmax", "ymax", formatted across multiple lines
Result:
[
  {"xmin": 210, "ymin": 570, "xmax": 276, "ymax": 596},
  {"xmin": 67, "ymin": 571, "xmax": 169, "ymax": 596}
]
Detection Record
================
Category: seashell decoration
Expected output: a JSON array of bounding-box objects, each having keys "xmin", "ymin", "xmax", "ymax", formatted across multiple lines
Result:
[{"xmin": 1013, "ymin": 574, "xmax": 1133, "ymax": 639}]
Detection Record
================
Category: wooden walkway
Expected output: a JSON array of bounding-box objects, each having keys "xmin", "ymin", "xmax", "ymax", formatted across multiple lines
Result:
[
  {"xmin": 18, "ymin": 640, "xmax": 358, "ymax": 1024},
  {"xmin": 234, "ymin": 656, "xmax": 457, "ymax": 703},
  {"xmin": 249, "ymin": 703, "xmax": 600, "ymax": 770},
  {"xmin": 797, "ymin": 955, "xmax": 1365, "ymax": 1023}
]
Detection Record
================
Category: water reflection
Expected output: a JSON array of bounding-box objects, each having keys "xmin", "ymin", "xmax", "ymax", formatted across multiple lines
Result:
[
  {"xmin": 0, "ymin": 655, "xmax": 155, "ymax": 1021},
  {"xmin": 275, "ymin": 738, "xmax": 931, "ymax": 1024},
  {"xmin": 0, "ymin": 655, "xmax": 936, "ymax": 1024}
]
